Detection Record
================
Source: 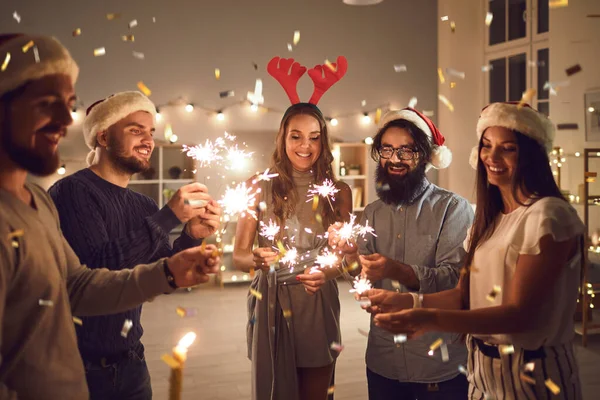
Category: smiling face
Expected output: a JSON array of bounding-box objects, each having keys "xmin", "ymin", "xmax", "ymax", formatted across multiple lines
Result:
[
  {"xmin": 378, "ymin": 126, "xmax": 420, "ymax": 176},
  {"xmin": 100, "ymin": 110, "xmax": 155, "ymax": 175},
  {"xmin": 284, "ymin": 113, "xmax": 322, "ymax": 172},
  {"xmin": 0, "ymin": 74, "xmax": 76, "ymax": 176},
  {"xmin": 479, "ymin": 126, "xmax": 518, "ymax": 189}
]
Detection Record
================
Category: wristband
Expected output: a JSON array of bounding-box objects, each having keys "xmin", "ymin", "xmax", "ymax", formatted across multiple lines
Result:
[
  {"xmin": 163, "ymin": 259, "xmax": 178, "ymax": 289},
  {"xmin": 409, "ymin": 292, "xmax": 423, "ymax": 309}
]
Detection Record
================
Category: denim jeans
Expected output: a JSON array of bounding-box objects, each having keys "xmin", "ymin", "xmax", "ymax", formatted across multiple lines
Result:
[
  {"xmin": 367, "ymin": 368, "xmax": 468, "ymax": 400},
  {"xmin": 84, "ymin": 344, "xmax": 152, "ymax": 400}
]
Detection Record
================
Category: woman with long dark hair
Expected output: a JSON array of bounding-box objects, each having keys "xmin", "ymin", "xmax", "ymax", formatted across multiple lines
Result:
[
  {"xmin": 363, "ymin": 103, "xmax": 584, "ymax": 399},
  {"xmin": 234, "ymin": 57, "xmax": 352, "ymax": 400}
]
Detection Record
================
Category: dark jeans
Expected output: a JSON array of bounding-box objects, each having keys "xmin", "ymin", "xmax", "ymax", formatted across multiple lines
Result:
[
  {"xmin": 84, "ymin": 344, "xmax": 152, "ymax": 400},
  {"xmin": 367, "ymin": 368, "xmax": 468, "ymax": 400}
]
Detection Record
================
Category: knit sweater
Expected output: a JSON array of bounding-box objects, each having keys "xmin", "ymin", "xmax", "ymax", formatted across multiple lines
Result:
[
  {"xmin": 48, "ymin": 169, "xmax": 201, "ymax": 359},
  {"xmin": 0, "ymin": 183, "xmax": 175, "ymax": 399}
]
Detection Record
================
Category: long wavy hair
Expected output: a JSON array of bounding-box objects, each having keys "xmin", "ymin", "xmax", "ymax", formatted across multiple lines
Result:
[
  {"xmin": 269, "ymin": 103, "xmax": 337, "ymax": 228},
  {"xmin": 460, "ymin": 129, "xmax": 565, "ymax": 308}
]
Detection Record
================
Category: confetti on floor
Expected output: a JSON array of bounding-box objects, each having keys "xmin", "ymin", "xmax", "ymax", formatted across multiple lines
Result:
[
  {"xmin": 565, "ymin": 64, "xmax": 581, "ymax": 76},
  {"xmin": 137, "ymin": 81, "xmax": 151, "ymax": 96},
  {"xmin": 176, "ymin": 306, "xmax": 198, "ymax": 318},
  {"xmin": 393, "ymin": 334, "xmax": 407, "ymax": 344},
  {"xmin": 486, "ymin": 285, "xmax": 502, "ymax": 302},
  {"xmin": 39, "ymin": 299, "xmax": 53, "ymax": 307},
  {"xmin": 293, "ymin": 30, "xmax": 300, "ymax": 46},
  {"xmin": 13, "ymin": 11, "xmax": 21, "ymax": 23},
  {"xmin": 132, "ymin": 51, "xmax": 145, "ymax": 60},
  {"xmin": 73, "ymin": 317, "xmax": 83, "ymax": 325},
  {"xmin": 1, "ymin": 52, "xmax": 11, "ymax": 72},
  {"xmin": 161, "ymin": 354, "xmax": 181, "ymax": 369},
  {"xmin": 499, "ymin": 344, "xmax": 514, "ymax": 355},
  {"xmin": 545, "ymin": 378, "xmax": 561, "ymax": 395},
  {"xmin": 94, "ymin": 47, "xmax": 106, "ymax": 57},
  {"xmin": 438, "ymin": 94, "xmax": 454, "ymax": 112},
  {"xmin": 330, "ymin": 342, "xmax": 344, "ymax": 352},
  {"xmin": 121, "ymin": 319, "xmax": 133, "ymax": 338},
  {"xmin": 249, "ymin": 288, "xmax": 263, "ymax": 300},
  {"xmin": 394, "ymin": 64, "xmax": 407, "ymax": 72}
]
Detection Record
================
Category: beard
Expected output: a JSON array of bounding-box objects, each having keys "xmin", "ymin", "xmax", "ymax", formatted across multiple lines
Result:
[
  {"xmin": 375, "ymin": 160, "xmax": 427, "ymax": 205},
  {"xmin": 106, "ymin": 133, "xmax": 150, "ymax": 175},
  {"xmin": 1, "ymin": 118, "xmax": 61, "ymax": 176}
]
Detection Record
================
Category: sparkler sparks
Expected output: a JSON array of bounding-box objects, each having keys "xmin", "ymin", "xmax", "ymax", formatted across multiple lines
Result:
[
  {"xmin": 182, "ymin": 140, "xmax": 222, "ymax": 168},
  {"xmin": 253, "ymin": 168, "xmax": 279, "ymax": 183},
  {"xmin": 337, "ymin": 214, "xmax": 378, "ymax": 244},
  {"xmin": 219, "ymin": 182, "xmax": 259, "ymax": 219},
  {"xmin": 350, "ymin": 276, "xmax": 373, "ymax": 295},
  {"xmin": 225, "ymin": 145, "xmax": 253, "ymax": 170},
  {"xmin": 315, "ymin": 248, "xmax": 339, "ymax": 269},
  {"xmin": 307, "ymin": 179, "xmax": 339, "ymax": 211},
  {"xmin": 259, "ymin": 219, "xmax": 280, "ymax": 241},
  {"xmin": 279, "ymin": 247, "xmax": 298, "ymax": 268}
]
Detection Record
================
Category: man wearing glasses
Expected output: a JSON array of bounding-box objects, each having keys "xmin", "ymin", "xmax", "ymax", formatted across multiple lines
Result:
[{"xmin": 330, "ymin": 108, "xmax": 473, "ymax": 399}]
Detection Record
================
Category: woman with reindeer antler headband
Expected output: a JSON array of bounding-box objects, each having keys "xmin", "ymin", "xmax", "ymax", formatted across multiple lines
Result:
[{"xmin": 233, "ymin": 56, "xmax": 353, "ymax": 400}]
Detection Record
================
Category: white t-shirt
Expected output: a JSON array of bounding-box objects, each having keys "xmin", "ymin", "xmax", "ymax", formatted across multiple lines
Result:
[{"xmin": 469, "ymin": 197, "xmax": 585, "ymax": 349}]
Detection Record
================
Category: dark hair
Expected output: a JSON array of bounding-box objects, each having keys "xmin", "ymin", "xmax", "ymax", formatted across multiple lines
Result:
[
  {"xmin": 269, "ymin": 103, "xmax": 337, "ymax": 228},
  {"xmin": 461, "ymin": 130, "xmax": 565, "ymax": 307},
  {"xmin": 370, "ymin": 119, "xmax": 432, "ymax": 164}
]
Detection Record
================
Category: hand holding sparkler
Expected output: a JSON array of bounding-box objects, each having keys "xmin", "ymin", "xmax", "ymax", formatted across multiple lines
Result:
[
  {"xmin": 373, "ymin": 308, "xmax": 434, "ymax": 339},
  {"xmin": 168, "ymin": 183, "xmax": 212, "ymax": 223},
  {"xmin": 185, "ymin": 200, "xmax": 222, "ymax": 239},
  {"xmin": 360, "ymin": 288, "xmax": 413, "ymax": 314},
  {"xmin": 327, "ymin": 222, "xmax": 358, "ymax": 255},
  {"xmin": 359, "ymin": 253, "xmax": 394, "ymax": 282},
  {"xmin": 166, "ymin": 244, "xmax": 221, "ymax": 287},
  {"xmin": 296, "ymin": 266, "xmax": 327, "ymax": 295},
  {"xmin": 252, "ymin": 247, "xmax": 279, "ymax": 271}
]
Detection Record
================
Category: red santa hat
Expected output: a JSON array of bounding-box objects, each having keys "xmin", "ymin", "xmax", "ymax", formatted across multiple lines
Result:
[
  {"xmin": 378, "ymin": 108, "xmax": 452, "ymax": 170},
  {"xmin": 0, "ymin": 33, "xmax": 79, "ymax": 99},
  {"xmin": 83, "ymin": 91, "xmax": 156, "ymax": 165},
  {"xmin": 469, "ymin": 102, "xmax": 555, "ymax": 169}
]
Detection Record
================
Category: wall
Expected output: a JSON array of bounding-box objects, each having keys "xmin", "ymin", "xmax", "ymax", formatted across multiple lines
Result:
[
  {"xmin": 436, "ymin": 0, "xmax": 485, "ymax": 203},
  {"xmin": 549, "ymin": 0, "xmax": 600, "ymax": 233},
  {"xmin": 0, "ymin": 0, "xmax": 439, "ymax": 197}
]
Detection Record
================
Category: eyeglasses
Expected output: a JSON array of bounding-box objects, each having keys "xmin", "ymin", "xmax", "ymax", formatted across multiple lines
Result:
[{"xmin": 378, "ymin": 146, "xmax": 419, "ymax": 160}]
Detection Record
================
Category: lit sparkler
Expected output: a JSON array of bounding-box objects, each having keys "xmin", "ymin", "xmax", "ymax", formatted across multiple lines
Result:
[
  {"xmin": 182, "ymin": 139, "xmax": 222, "ymax": 167},
  {"xmin": 279, "ymin": 247, "xmax": 298, "ymax": 268},
  {"xmin": 225, "ymin": 145, "xmax": 253, "ymax": 171},
  {"xmin": 259, "ymin": 219, "xmax": 280, "ymax": 242},
  {"xmin": 253, "ymin": 168, "xmax": 279, "ymax": 183},
  {"xmin": 349, "ymin": 276, "xmax": 373, "ymax": 295},
  {"xmin": 315, "ymin": 248, "xmax": 339, "ymax": 269},
  {"xmin": 337, "ymin": 213, "xmax": 378, "ymax": 244},
  {"xmin": 307, "ymin": 179, "xmax": 339, "ymax": 211},
  {"xmin": 219, "ymin": 182, "xmax": 259, "ymax": 219}
]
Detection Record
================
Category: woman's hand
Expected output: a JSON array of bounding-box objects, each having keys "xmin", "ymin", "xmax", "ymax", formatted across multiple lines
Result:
[
  {"xmin": 252, "ymin": 247, "xmax": 279, "ymax": 271},
  {"xmin": 359, "ymin": 288, "xmax": 413, "ymax": 314},
  {"xmin": 296, "ymin": 267, "xmax": 327, "ymax": 295},
  {"xmin": 373, "ymin": 308, "xmax": 437, "ymax": 339}
]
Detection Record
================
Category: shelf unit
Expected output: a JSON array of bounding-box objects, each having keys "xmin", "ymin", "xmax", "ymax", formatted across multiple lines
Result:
[{"xmin": 332, "ymin": 142, "xmax": 371, "ymax": 212}]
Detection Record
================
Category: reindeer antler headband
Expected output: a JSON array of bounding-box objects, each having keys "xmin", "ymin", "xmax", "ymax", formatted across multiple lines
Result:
[{"xmin": 267, "ymin": 56, "xmax": 348, "ymax": 114}]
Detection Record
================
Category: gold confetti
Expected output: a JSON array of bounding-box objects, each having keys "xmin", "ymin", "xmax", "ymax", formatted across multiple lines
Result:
[
  {"xmin": 11, "ymin": 240, "xmax": 19, "ymax": 248},
  {"xmin": 485, "ymin": 12, "xmax": 494, "ymax": 26},
  {"xmin": 375, "ymin": 108, "xmax": 382, "ymax": 125},
  {"xmin": 249, "ymin": 288, "xmax": 263, "ymax": 300},
  {"xmin": 346, "ymin": 261, "xmax": 359, "ymax": 272},
  {"xmin": 121, "ymin": 34, "xmax": 135, "ymax": 42},
  {"xmin": 211, "ymin": 247, "xmax": 223, "ymax": 257},
  {"xmin": 545, "ymin": 378, "xmax": 561, "ymax": 395},
  {"xmin": 250, "ymin": 267, "xmax": 255, "ymax": 278},
  {"xmin": 499, "ymin": 344, "xmax": 514, "ymax": 355},
  {"xmin": 94, "ymin": 47, "xmax": 106, "ymax": 57},
  {"xmin": 176, "ymin": 307, "xmax": 186, "ymax": 317},
  {"xmin": 486, "ymin": 285, "xmax": 502, "ymax": 302},
  {"xmin": 327, "ymin": 386, "xmax": 335, "ymax": 395},
  {"xmin": 293, "ymin": 30, "xmax": 300, "ymax": 46},
  {"xmin": 450, "ymin": 21, "xmax": 456, "ymax": 32},
  {"xmin": 549, "ymin": 0, "xmax": 568, "ymax": 9},
  {"xmin": 161, "ymin": 354, "xmax": 181, "ymax": 369},
  {"xmin": 214, "ymin": 68, "xmax": 221, "ymax": 80},
  {"xmin": 325, "ymin": 59, "xmax": 336, "ymax": 72},
  {"xmin": 7, "ymin": 229, "xmax": 24, "ymax": 240},
  {"xmin": 315, "ymin": 213, "xmax": 323, "ymax": 224},
  {"xmin": 276, "ymin": 240, "xmax": 286, "ymax": 255},
  {"xmin": 1, "ymin": 52, "xmax": 11, "ymax": 72},
  {"xmin": 518, "ymin": 88, "xmax": 536, "ymax": 108},
  {"xmin": 312, "ymin": 195, "xmax": 319, "ymax": 211},
  {"xmin": 520, "ymin": 373, "xmax": 536, "ymax": 385},
  {"xmin": 440, "ymin": 15, "xmax": 449, "ymax": 21},
  {"xmin": 437, "ymin": 67, "xmax": 446, "ymax": 84},
  {"xmin": 137, "ymin": 81, "xmax": 151, "ymax": 96},
  {"xmin": 200, "ymin": 240, "xmax": 207, "ymax": 253},
  {"xmin": 21, "ymin": 40, "xmax": 34, "ymax": 53},
  {"xmin": 73, "ymin": 317, "xmax": 83, "ymax": 325},
  {"xmin": 283, "ymin": 309, "xmax": 292, "ymax": 318},
  {"xmin": 438, "ymin": 94, "xmax": 454, "ymax": 112},
  {"xmin": 73, "ymin": 28, "xmax": 82, "ymax": 37},
  {"xmin": 106, "ymin": 13, "xmax": 121, "ymax": 20},
  {"xmin": 450, "ymin": 82, "xmax": 456, "ymax": 89},
  {"xmin": 429, "ymin": 338, "xmax": 443, "ymax": 351},
  {"xmin": 121, "ymin": 319, "xmax": 133, "ymax": 337}
]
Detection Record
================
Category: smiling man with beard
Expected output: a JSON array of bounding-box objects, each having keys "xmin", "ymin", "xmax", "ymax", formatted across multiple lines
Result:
[
  {"xmin": 329, "ymin": 108, "xmax": 474, "ymax": 399},
  {"xmin": 48, "ymin": 91, "xmax": 222, "ymax": 400},
  {"xmin": 0, "ymin": 33, "xmax": 221, "ymax": 399}
]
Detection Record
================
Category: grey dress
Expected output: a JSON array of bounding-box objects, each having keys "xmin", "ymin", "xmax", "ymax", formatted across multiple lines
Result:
[{"xmin": 247, "ymin": 169, "xmax": 341, "ymax": 400}]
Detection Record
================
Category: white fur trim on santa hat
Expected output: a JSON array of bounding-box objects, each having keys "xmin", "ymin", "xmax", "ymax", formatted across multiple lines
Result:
[
  {"xmin": 379, "ymin": 109, "xmax": 452, "ymax": 169},
  {"xmin": 469, "ymin": 145, "xmax": 479, "ymax": 169},
  {"xmin": 476, "ymin": 103, "xmax": 555, "ymax": 153},
  {"xmin": 0, "ymin": 35, "xmax": 79, "ymax": 98},
  {"xmin": 83, "ymin": 91, "xmax": 156, "ymax": 165}
]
